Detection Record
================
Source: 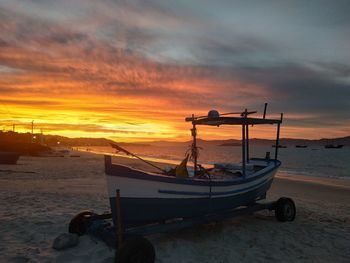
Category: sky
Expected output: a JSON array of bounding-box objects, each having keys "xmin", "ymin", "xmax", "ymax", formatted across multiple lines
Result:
[{"xmin": 0, "ymin": 0, "xmax": 349, "ymax": 141}]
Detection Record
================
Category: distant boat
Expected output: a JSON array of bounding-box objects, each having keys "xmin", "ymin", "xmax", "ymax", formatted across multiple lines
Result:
[
  {"xmin": 272, "ymin": 145, "xmax": 287, "ymax": 148},
  {"xmin": 324, "ymin": 144, "xmax": 344, "ymax": 149},
  {"xmin": 0, "ymin": 152, "xmax": 20, "ymax": 164},
  {"xmin": 58, "ymin": 149, "xmax": 70, "ymax": 154},
  {"xmin": 0, "ymin": 141, "xmax": 51, "ymax": 156},
  {"xmin": 295, "ymin": 145, "xmax": 308, "ymax": 148}
]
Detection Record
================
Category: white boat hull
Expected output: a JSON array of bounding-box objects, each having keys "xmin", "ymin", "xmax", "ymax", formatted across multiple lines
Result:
[{"xmin": 105, "ymin": 156, "xmax": 280, "ymax": 226}]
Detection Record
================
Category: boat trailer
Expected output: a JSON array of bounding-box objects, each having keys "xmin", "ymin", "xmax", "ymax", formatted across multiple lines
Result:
[{"xmin": 68, "ymin": 196, "xmax": 296, "ymax": 263}]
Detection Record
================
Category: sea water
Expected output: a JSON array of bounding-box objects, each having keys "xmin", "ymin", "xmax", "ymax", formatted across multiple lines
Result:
[{"xmin": 87, "ymin": 145, "xmax": 350, "ymax": 181}]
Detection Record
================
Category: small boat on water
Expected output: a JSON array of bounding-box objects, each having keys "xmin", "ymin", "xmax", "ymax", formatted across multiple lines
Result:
[
  {"xmin": 324, "ymin": 144, "xmax": 344, "ymax": 149},
  {"xmin": 272, "ymin": 144, "xmax": 287, "ymax": 148},
  {"xmin": 105, "ymin": 107, "xmax": 286, "ymax": 226},
  {"xmin": 0, "ymin": 152, "xmax": 20, "ymax": 164},
  {"xmin": 295, "ymin": 145, "xmax": 308, "ymax": 148}
]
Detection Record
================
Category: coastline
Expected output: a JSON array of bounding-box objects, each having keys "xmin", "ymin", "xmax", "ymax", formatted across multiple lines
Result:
[{"xmin": 276, "ymin": 172, "xmax": 350, "ymax": 190}]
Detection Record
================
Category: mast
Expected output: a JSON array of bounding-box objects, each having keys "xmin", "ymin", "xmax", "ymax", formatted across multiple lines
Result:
[
  {"xmin": 242, "ymin": 123, "xmax": 246, "ymax": 177},
  {"xmin": 31, "ymin": 120, "xmax": 34, "ymax": 143},
  {"xmin": 242, "ymin": 109, "xmax": 247, "ymax": 176},
  {"xmin": 274, "ymin": 113, "xmax": 283, "ymax": 160},
  {"xmin": 41, "ymin": 128, "xmax": 44, "ymax": 144},
  {"xmin": 245, "ymin": 124, "xmax": 249, "ymax": 163},
  {"xmin": 263, "ymin": 103, "xmax": 268, "ymax": 119},
  {"xmin": 191, "ymin": 114, "xmax": 198, "ymax": 175}
]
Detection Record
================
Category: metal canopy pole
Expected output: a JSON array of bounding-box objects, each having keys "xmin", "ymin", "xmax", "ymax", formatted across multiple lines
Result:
[
  {"xmin": 274, "ymin": 124, "xmax": 280, "ymax": 160},
  {"xmin": 263, "ymin": 103, "xmax": 268, "ymax": 119},
  {"xmin": 242, "ymin": 124, "xmax": 246, "ymax": 177},
  {"xmin": 245, "ymin": 124, "xmax": 249, "ymax": 163},
  {"xmin": 242, "ymin": 109, "xmax": 249, "ymax": 176},
  {"xmin": 191, "ymin": 114, "xmax": 198, "ymax": 176},
  {"xmin": 274, "ymin": 113, "xmax": 283, "ymax": 160}
]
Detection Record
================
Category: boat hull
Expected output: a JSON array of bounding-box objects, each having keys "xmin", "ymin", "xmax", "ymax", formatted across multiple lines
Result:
[
  {"xmin": 105, "ymin": 156, "xmax": 279, "ymax": 226},
  {"xmin": 108, "ymin": 179, "xmax": 273, "ymax": 226},
  {"xmin": 0, "ymin": 152, "xmax": 20, "ymax": 164}
]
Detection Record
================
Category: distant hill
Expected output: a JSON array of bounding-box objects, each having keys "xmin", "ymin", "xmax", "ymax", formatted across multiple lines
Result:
[
  {"xmin": 1, "ymin": 131, "xmax": 349, "ymax": 148},
  {"xmin": 318, "ymin": 136, "xmax": 350, "ymax": 146},
  {"xmin": 220, "ymin": 142, "xmax": 242, "ymax": 147},
  {"xmin": 0, "ymin": 131, "xmax": 150, "ymax": 147},
  {"xmin": 44, "ymin": 134, "xmax": 115, "ymax": 146},
  {"xmin": 44, "ymin": 135, "xmax": 150, "ymax": 147},
  {"xmin": 146, "ymin": 136, "xmax": 350, "ymax": 147},
  {"xmin": 0, "ymin": 131, "xmax": 51, "ymax": 155}
]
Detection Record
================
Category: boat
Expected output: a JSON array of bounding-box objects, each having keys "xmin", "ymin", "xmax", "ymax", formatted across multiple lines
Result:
[
  {"xmin": 324, "ymin": 144, "xmax": 343, "ymax": 149},
  {"xmin": 68, "ymin": 105, "xmax": 296, "ymax": 262},
  {"xmin": 105, "ymin": 106, "xmax": 285, "ymax": 227},
  {"xmin": 0, "ymin": 151, "xmax": 20, "ymax": 164},
  {"xmin": 272, "ymin": 144, "xmax": 287, "ymax": 148},
  {"xmin": 295, "ymin": 145, "xmax": 308, "ymax": 148}
]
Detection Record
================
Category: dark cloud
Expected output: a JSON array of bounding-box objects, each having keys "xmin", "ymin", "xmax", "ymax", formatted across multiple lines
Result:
[
  {"xmin": 219, "ymin": 63, "xmax": 350, "ymax": 129},
  {"xmin": 0, "ymin": 0, "xmax": 350, "ymax": 138}
]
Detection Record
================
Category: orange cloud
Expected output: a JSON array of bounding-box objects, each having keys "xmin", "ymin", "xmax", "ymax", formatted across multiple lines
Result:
[{"xmin": 1, "ymin": 2, "xmax": 349, "ymax": 141}]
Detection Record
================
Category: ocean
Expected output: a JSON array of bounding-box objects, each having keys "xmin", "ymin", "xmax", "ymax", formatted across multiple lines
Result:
[{"xmin": 85, "ymin": 144, "xmax": 350, "ymax": 181}]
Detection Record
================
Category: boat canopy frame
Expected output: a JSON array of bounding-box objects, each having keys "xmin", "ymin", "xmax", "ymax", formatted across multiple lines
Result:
[{"xmin": 185, "ymin": 104, "xmax": 283, "ymax": 177}]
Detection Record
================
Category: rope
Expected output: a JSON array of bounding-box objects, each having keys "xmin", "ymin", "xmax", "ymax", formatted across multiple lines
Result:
[{"xmin": 186, "ymin": 142, "xmax": 201, "ymax": 163}]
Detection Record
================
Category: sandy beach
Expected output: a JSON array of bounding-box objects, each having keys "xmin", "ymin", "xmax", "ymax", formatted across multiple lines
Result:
[{"xmin": 1, "ymin": 151, "xmax": 349, "ymax": 263}]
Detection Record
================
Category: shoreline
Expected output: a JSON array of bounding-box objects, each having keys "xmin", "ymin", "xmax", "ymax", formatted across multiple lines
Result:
[{"xmin": 277, "ymin": 172, "xmax": 350, "ymax": 190}]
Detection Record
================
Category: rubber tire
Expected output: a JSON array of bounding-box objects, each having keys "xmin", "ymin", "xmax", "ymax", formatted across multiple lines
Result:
[
  {"xmin": 68, "ymin": 210, "xmax": 95, "ymax": 236},
  {"xmin": 275, "ymin": 197, "xmax": 296, "ymax": 222},
  {"xmin": 117, "ymin": 236, "xmax": 155, "ymax": 263}
]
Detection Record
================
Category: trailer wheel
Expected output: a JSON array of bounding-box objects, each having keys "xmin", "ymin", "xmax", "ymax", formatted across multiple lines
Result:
[
  {"xmin": 69, "ymin": 210, "xmax": 95, "ymax": 236},
  {"xmin": 117, "ymin": 236, "xmax": 155, "ymax": 263},
  {"xmin": 275, "ymin": 197, "xmax": 296, "ymax": 222}
]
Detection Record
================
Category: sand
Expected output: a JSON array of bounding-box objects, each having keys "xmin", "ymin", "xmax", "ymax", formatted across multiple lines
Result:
[{"xmin": 0, "ymin": 151, "xmax": 349, "ymax": 263}]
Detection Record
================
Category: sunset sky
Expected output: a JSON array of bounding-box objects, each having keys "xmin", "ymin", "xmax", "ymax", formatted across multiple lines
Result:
[{"xmin": 0, "ymin": 1, "xmax": 349, "ymax": 141}]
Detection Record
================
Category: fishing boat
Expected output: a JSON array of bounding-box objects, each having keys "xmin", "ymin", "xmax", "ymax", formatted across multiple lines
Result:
[
  {"xmin": 324, "ymin": 144, "xmax": 343, "ymax": 149},
  {"xmin": 69, "ymin": 104, "xmax": 296, "ymax": 263},
  {"xmin": 0, "ymin": 151, "xmax": 20, "ymax": 164},
  {"xmin": 272, "ymin": 144, "xmax": 287, "ymax": 148},
  {"xmin": 105, "ymin": 106, "xmax": 286, "ymax": 227}
]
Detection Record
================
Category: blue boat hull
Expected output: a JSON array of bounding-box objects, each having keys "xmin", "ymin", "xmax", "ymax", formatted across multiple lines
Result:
[
  {"xmin": 0, "ymin": 152, "xmax": 20, "ymax": 164},
  {"xmin": 109, "ymin": 178, "xmax": 273, "ymax": 227}
]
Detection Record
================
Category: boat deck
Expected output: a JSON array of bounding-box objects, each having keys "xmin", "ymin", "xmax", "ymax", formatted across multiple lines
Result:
[{"xmin": 111, "ymin": 157, "xmax": 273, "ymax": 182}]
